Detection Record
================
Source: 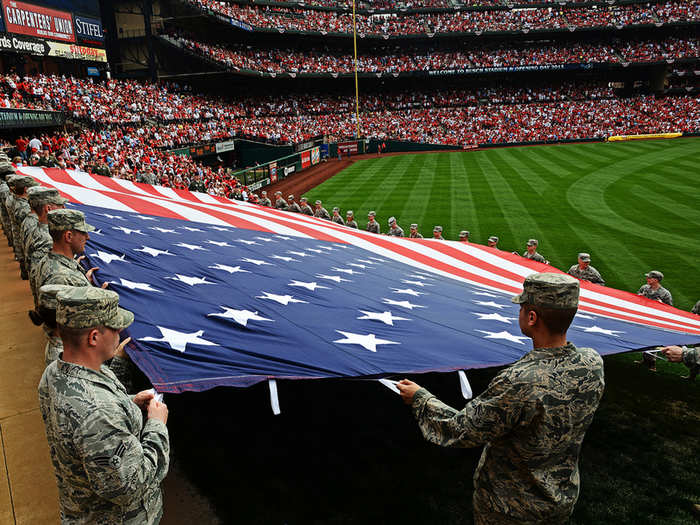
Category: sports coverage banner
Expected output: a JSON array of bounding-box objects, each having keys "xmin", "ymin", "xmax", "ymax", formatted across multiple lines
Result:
[{"xmin": 16, "ymin": 166, "xmax": 700, "ymax": 393}]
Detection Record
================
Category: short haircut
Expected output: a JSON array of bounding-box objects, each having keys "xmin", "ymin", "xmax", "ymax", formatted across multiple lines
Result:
[
  {"xmin": 30, "ymin": 201, "xmax": 47, "ymax": 214},
  {"xmin": 37, "ymin": 307, "xmax": 57, "ymax": 330},
  {"xmin": 58, "ymin": 324, "xmax": 105, "ymax": 348},
  {"xmin": 522, "ymin": 303, "xmax": 577, "ymax": 335}
]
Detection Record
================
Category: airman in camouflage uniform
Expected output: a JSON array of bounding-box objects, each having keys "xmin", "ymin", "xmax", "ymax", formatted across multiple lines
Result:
[
  {"xmin": 274, "ymin": 191, "xmax": 288, "ymax": 210},
  {"xmin": 567, "ymin": 253, "xmax": 605, "ymax": 285},
  {"xmin": 432, "ymin": 226, "xmax": 444, "ymax": 240},
  {"xmin": 408, "ymin": 224, "xmax": 423, "ymax": 239},
  {"xmin": 258, "ymin": 191, "xmax": 272, "ymax": 207},
  {"xmin": 38, "ymin": 286, "xmax": 170, "ymax": 524},
  {"xmin": 692, "ymin": 300, "xmax": 700, "ymax": 315},
  {"xmin": 397, "ymin": 273, "xmax": 605, "ymax": 525},
  {"xmin": 487, "ymin": 236, "xmax": 499, "ymax": 248},
  {"xmin": 37, "ymin": 284, "xmax": 69, "ymax": 365},
  {"xmin": 637, "ymin": 270, "xmax": 673, "ymax": 305},
  {"xmin": 522, "ymin": 239, "xmax": 547, "ymax": 264},
  {"xmin": 299, "ymin": 197, "xmax": 314, "ymax": 216},
  {"xmin": 11, "ymin": 175, "xmax": 40, "ymax": 278},
  {"xmin": 366, "ymin": 211, "xmax": 380, "ymax": 234},
  {"xmin": 387, "ymin": 217, "xmax": 404, "ymax": 237},
  {"xmin": 662, "ymin": 345, "xmax": 700, "ymax": 381},
  {"xmin": 33, "ymin": 209, "xmax": 95, "ymax": 294},
  {"xmin": 0, "ymin": 158, "xmax": 16, "ymax": 239},
  {"xmin": 458, "ymin": 230, "xmax": 469, "ymax": 242},
  {"xmin": 2, "ymin": 174, "xmax": 19, "ymax": 245},
  {"xmin": 287, "ymin": 195, "xmax": 302, "ymax": 213},
  {"xmin": 314, "ymin": 200, "xmax": 331, "ymax": 220},
  {"xmin": 345, "ymin": 211, "xmax": 358, "ymax": 229},
  {"xmin": 331, "ymin": 207, "xmax": 345, "ymax": 225}
]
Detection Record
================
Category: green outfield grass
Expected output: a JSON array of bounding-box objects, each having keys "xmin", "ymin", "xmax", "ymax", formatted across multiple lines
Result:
[{"xmin": 304, "ymin": 138, "xmax": 700, "ymax": 310}]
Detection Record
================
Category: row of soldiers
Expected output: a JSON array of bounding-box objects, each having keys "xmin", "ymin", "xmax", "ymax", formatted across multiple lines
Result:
[
  {"xmin": 1, "ymin": 163, "xmax": 170, "ymax": 522},
  {"xmin": 257, "ymin": 189, "xmax": 699, "ymax": 312}
]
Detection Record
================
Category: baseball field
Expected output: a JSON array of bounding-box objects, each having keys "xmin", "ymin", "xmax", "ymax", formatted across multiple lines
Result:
[{"xmin": 304, "ymin": 137, "xmax": 700, "ymax": 310}]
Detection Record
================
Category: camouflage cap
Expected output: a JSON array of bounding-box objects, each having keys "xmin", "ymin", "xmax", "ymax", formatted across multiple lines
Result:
[
  {"xmin": 578, "ymin": 252, "xmax": 591, "ymax": 262},
  {"xmin": 527, "ymin": 239, "xmax": 538, "ymax": 246},
  {"xmin": 275, "ymin": 191, "xmax": 282, "ymax": 195},
  {"xmin": 288, "ymin": 194, "xmax": 294, "ymax": 200},
  {"xmin": 261, "ymin": 191, "xmax": 267, "ymax": 195},
  {"xmin": 488, "ymin": 236, "xmax": 499, "ymax": 243},
  {"xmin": 0, "ymin": 159, "xmax": 15, "ymax": 175},
  {"xmin": 56, "ymin": 287, "xmax": 134, "ymax": 330},
  {"xmin": 511, "ymin": 272, "xmax": 579, "ymax": 309},
  {"xmin": 368, "ymin": 211, "xmax": 376, "ymax": 217},
  {"xmin": 28, "ymin": 188, "xmax": 67, "ymax": 208},
  {"xmin": 47, "ymin": 209, "xmax": 95, "ymax": 233},
  {"xmin": 645, "ymin": 270, "xmax": 664, "ymax": 281},
  {"xmin": 388, "ymin": 216, "xmax": 396, "ymax": 225},
  {"xmin": 315, "ymin": 200, "xmax": 322, "ymax": 205},
  {"xmin": 333, "ymin": 207, "xmax": 340, "ymax": 212},
  {"xmin": 5, "ymin": 174, "xmax": 20, "ymax": 186},
  {"xmin": 300, "ymin": 197, "xmax": 307, "ymax": 202},
  {"xmin": 410, "ymin": 223, "xmax": 418, "ymax": 229},
  {"xmin": 14, "ymin": 175, "xmax": 40, "ymax": 189},
  {"xmin": 38, "ymin": 284, "xmax": 73, "ymax": 310},
  {"xmin": 433, "ymin": 226, "xmax": 443, "ymax": 232},
  {"xmin": 346, "ymin": 210, "xmax": 353, "ymax": 216},
  {"xmin": 459, "ymin": 230, "xmax": 469, "ymax": 237}
]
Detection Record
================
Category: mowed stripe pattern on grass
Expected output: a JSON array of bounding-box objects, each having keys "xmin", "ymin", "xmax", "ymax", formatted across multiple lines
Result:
[{"xmin": 304, "ymin": 138, "xmax": 700, "ymax": 310}]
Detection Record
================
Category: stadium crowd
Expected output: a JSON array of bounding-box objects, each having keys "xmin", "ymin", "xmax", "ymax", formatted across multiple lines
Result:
[
  {"xmin": 170, "ymin": 34, "xmax": 700, "ymax": 74},
  {"xmin": 186, "ymin": 0, "xmax": 698, "ymax": 36}
]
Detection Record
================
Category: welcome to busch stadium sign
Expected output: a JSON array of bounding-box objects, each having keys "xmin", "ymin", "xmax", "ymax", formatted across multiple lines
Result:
[{"xmin": 2, "ymin": 0, "xmax": 75, "ymax": 42}]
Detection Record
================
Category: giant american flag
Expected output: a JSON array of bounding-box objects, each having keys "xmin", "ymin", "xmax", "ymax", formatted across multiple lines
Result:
[{"xmin": 18, "ymin": 166, "xmax": 700, "ymax": 393}]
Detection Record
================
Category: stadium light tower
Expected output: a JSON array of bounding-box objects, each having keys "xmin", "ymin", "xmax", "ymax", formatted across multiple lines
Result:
[{"xmin": 352, "ymin": 0, "xmax": 361, "ymax": 138}]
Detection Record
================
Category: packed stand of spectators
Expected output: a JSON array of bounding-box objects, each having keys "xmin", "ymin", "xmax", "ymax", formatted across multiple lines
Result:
[
  {"xmin": 170, "ymin": 34, "xmax": 699, "ymax": 74},
  {"xmin": 186, "ymin": 0, "xmax": 699, "ymax": 36}
]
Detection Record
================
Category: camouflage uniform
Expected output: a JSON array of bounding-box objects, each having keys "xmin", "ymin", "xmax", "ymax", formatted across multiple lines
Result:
[
  {"xmin": 409, "ymin": 225, "xmax": 423, "ymax": 239},
  {"xmin": 367, "ymin": 213, "xmax": 380, "ymax": 234},
  {"xmin": 433, "ymin": 226, "xmax": 444, "ymax": 240},
  {"xmin": 692, "ymin": 300, "xmax": 700, "ymax": 315},
  {"xmin": 410, "ymin": 273, "xmax": 604, "ymax": 525},
  {"xmin": 287, "ymin": 200, "xmax": 302, "ymax": 213},
  {"xmin": 38, "ymin": 287, "xmax": 169, "ymax": 524},
  {"xmin": 637, "ymin": 284, "xmax": 673, "ymax": 306},
  {"xmin": 25, "ymin": 222, "xmax": 53, "ymax": 279},
  {"xmin": 0, "ymin": 163, "xmax": 17, "ymax": 237},
  {"xmin": 567, "ymin": 265, "xmax": 605, "ymax": 285},
  {"xmin": 314, "ymin": 202, "xmax": 331, "ymax": 220},
  {"xmin": 680, "ymin": 346, "xmax": 699, "ymax": 380},
  {"xmin": 345, "ymin": 212, "xmax": 358, "ymax": 229},
  {"xmin": 388, "ymin": 225, "xmax": 404, "ymax": 237},
  {"xmin": 258, "ymin": 196, "xmax": 272, "ymax": 207},
  {"xmin": 332, "ymin": 208, "xmax": 345, "ymax": 225},
  {"xmin": 275, "ymin": 196, "xmax": 288, "ymax": 211},
  {"xmin": 523, "ymin": 251, "xmax": 546, "ymax": 263},
  {"xmin": 3, "ymin": 182, "xmax": 16, "ymax": 246},
  {"xmin": 299, "ymin": 200, "xmax": 314, "ymax": 215}
]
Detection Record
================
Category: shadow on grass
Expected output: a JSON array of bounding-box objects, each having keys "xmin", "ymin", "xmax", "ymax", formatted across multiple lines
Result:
[{"xmin": 168, "ymin": 352, "xmax": 699, "ymax": 524}]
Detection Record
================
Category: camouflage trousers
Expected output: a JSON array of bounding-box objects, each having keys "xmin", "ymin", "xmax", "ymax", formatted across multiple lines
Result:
[{"xmin": 475, "ymin": 511, "xmax": 568, "ymax": 525}]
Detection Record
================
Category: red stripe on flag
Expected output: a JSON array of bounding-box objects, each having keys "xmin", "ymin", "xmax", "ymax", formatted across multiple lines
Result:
[{"xmin": 92, "ymin": 190, "xmax": 188, "ymax": 220}]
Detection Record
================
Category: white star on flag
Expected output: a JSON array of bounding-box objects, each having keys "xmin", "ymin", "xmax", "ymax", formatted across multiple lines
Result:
[
  {"xmin": 473, "ymin": 291, "xmax": 500, "ymax": 298},
  {"xmin": 236, "ymin": 239, "xmax": 259, "ymax": 245},
  {"xmin": 208, "ymin": 264, "xmax": 250, "ymax": 274},
  {"xmin": 90, "ymin": 251, "xmax": 127, "ymax": 264},
  {"xmin": 579, "ymin": 325, "xmax": 624, "ymax": 336},
  {"xmin": 306, "ymin": 248, "xmax": 324, "ymax": 254},
  {"xmin": 91, "ymin": 229, "xmax": 103, "ymax": 235},
  {"xmin": 318, "ymin": 246, "xmax": 335, "ymax": 251},
  {"xmin": 99, "ymin": 213, "xmax": 125, "ymax": 220},
  {"xmin": 113, "ymin": 278, "xmax": 161, "ymax": 293},
  {"xmin": 575, "ymin": 313, "xmax": 597, "ymax": 320},
  {"xmin": 357, "ymin": 310, "xmax": 409, "ymax": 326},
  {"xmin": 136, "ymin": 215, "xmax": 157, "ymax": 221},
  {"xmin": 316, "ymin": 274, "xmax": 351, "ymax": 283},
  {"xmin": 333, "ymin": 331, "xmax": 400, "ymax": 352},
  {"xmin": 382, "ymin": 298, "xmax": 425, "ymax": 310},
  {"xmin": 254, "ymin": 237, "xmax": 275, "ymax": 242},
  {"xmin": 332, "ymin": 267, "xmax": 362, "ymax": 275},
  {"xmin": 207, "ymin": 240, "xmax": 232, "ymax": 247},
  {"xmin": 368, "ymin": 257, "xmax": 386, "ymax": 262},
  {"xmin": 181, "ymin": 226, "xmax": 204, "ymax": 232},
  {"xmin": 473, "ymin": 300, "xmax": 508, "ymax": 309},
  {"xmin": 256, "ymin": 292, "xmax": 308, "ymax": 305},
  {"xmin": 150, "ymin": 227, "xmax": 178, "ymax": 234},
  {"xmin": 210, "ymin": 226, "xmax": 233, "ymax": 231},
  {"xmin": 407, "ymin": 273, "xmax": 431, "ymax": 280},
  {"xmin": 112, "ymin": 226, "xmax": 145, "ymax": 235},
  {"xmin": 169, "ymin": 274, "xmax": 214, "ymax": 286},
  {"xmin": 333, "ymin": 244, "xmax": 348, "ymax": 249},
  {"xmin": 275, "ymin": 235, "xmax": 293, "ymax": 240},
  {"xmin": 139, "ymin": 327, "xmax": 218, "ymax": 352},
  {"xmin": 287, "ymin": 250, "xmax": 311, "ymax": 258},
  {"xmin": 348, "ymin": 263, "xmax": 368, "ymax": 269},
  {"xmin": 134, "ymin": 246, "xmax": 174, "ymax": 257},
  {"xmin": 391, "ymin": 288, "xmax": 424, "ymax": 297},
  {"xmin": 401, "ymin": 280, "xmax": 432, "ymax": 287},
  {"xmin": 271, "ymin": 255, "xmax": 298, "ymax": 263},
  {"xmin": 475, "ymin": 330, "xmax": 529, "ymax": 344},
  {"xmin": 288, "ymin": 281, "xmax": 329, "ymax": 291},
  {"xmin": 355, "ymin": 259, "xmax": 376, "ymax": 265},
  {"xmin": 474, "ymin": 313, "xmax": 515, "ymax": 324},
  {"xmin": 208, "ymin": 307, "xmax": 273, "ymax": 327},
  {"xmin": 241, "ymin": 257, "xmax": 272, "ymax": 266},
  {"xmin": 175, "ymin": 242, "xmax": 208, "ymax": 251}
]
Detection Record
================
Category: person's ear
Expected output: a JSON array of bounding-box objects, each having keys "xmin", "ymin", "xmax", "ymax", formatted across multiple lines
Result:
[
  {"xmin": 528, "ymin": 310, "xmax": 538, "ymax": 326},
  {"xmin": 86, "ymin": 328, "xmax": 100, "ymax": 348}
]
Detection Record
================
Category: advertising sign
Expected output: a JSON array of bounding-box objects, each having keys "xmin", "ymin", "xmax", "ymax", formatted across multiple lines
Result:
[
  {"xmin": 311, "ymin": 146, "xmax": 320, "ymax": 165},
  {"xmin": 300, "ymin": 150, "xmax": 311, "ymax": 169},
  {"xmin": 338, "ymin": 141, "xmax": 358, "ymax": 154},
  {"xmin": 47, "ymin": 40, "xmax": 105, "ymax": 61},
  {"xmin": 268, "ymin": 162, "xmax": 277, "ymax": 181},
  {"xmin": 2, "ymin": 0, "xmax": 75, "ymax": 42},
  {"xmin": 73, "ymin": 14, "xmax": 103, "ymax": 45},
  {"xmin": 215, "ymin": 140, "xmax": 235, "ymax": 153},
  {"xmin": 0, "ymin": 107, "xmax": 65, "ymax": 129}
]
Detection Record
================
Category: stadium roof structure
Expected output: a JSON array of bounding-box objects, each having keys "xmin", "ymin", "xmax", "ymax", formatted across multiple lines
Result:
[{"xmin": 18, "ymin": 166, "xmax": 700, "ymax": 395}]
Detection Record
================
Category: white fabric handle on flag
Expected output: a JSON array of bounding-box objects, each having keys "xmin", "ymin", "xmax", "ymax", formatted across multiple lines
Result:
[
  {"xmin": 378, "ymin": 378, "xmax": 401, "ymax": 395},
  {"xmin": 458, "ymin": 370, "xmax": 472, "ymax": 400},
  {"xmin": 268, "ymin": 379, "xmax": 281, "ymax": 415}
]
